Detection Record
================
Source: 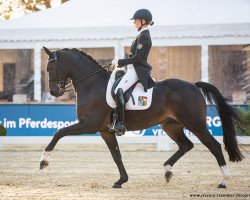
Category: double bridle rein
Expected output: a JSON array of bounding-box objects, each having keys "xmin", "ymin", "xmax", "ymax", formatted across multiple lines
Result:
[{"xmin": 48, "ymin": 51, "xmax": 112, "ymax": 93}]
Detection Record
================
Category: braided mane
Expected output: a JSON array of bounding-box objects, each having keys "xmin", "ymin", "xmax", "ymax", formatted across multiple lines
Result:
[{"xmin": 62, "ymin": 48, "xmax": 102, "ymax": 68}]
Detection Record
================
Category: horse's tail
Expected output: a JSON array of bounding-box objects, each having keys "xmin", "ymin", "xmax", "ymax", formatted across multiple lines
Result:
[{"xmin": 195, "ymin": 81, "xmax": 244, "ymax": 162}]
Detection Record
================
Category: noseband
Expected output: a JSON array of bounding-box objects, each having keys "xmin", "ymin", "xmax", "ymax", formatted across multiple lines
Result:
[{"xmin": 48, "ymin": 51, "xmax": 110, "ymax": 93}]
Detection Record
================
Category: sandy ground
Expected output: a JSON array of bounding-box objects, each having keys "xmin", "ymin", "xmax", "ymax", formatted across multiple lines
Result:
[{"xmin": 0, "ymin": 143, "xmax": 249, "ymax": 200}]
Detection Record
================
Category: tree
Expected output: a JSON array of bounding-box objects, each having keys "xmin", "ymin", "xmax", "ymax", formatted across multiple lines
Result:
[{"xmin": 0, "ymin": 0, "xmax": 69, "ymax": 20}]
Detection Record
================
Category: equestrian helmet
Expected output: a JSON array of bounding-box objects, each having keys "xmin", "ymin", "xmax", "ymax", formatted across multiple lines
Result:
[{"xmin": 131, "ymin": 9, "xmax": 152, "ymax": 23}]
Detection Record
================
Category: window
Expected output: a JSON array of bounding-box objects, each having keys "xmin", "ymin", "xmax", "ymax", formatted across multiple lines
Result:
[
  {"xmin": 0, "ymin": 49, "xmax": 34, "ymax": 102},
  {"xmin": 209, "ymin": 45, "xmax": 249, "ymax": 103}
]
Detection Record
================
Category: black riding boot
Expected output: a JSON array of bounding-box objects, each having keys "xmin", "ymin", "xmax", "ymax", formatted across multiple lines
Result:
[{"xmin": 113, "ymin": 88, "xmax": 127, "ymax": 135}]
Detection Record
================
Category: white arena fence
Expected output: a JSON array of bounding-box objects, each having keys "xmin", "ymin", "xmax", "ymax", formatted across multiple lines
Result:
[{"xmin": 0, "ymin": 136, "xmax": 250, "ymax": 152}]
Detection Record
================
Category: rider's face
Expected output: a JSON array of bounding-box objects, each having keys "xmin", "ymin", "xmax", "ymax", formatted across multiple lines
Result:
[{"xmin": 134, "ymin": 19, "xmax": 142, "ymax": 29}]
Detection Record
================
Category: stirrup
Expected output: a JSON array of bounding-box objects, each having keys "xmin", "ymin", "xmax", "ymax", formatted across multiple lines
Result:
[
  {"xmin": 115, "ymin": 130, "xmax": 125, "ymax": 136},
  {"xmin": 113, "ymin": 123, "xmax": 127, "ymax": 133}
]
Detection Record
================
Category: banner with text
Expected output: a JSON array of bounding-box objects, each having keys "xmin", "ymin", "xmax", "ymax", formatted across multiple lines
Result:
[{"xmin": 0, "ymin": 104, "xmax": 246, "ymax": 136}]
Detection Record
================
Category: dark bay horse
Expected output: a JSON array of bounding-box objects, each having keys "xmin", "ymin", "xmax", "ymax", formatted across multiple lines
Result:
[{"xmin": 40, "ymin": 47, "xmax": 244, "ymax": 189}]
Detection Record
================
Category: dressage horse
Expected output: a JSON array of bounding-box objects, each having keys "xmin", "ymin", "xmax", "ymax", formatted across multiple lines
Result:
[{"xmin": 40, "ymin": 47, "xmax": 244, "ymax": 189}]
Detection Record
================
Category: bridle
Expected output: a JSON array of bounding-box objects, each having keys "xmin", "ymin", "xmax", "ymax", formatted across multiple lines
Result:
[
  {"xmin": 48, "ymin": 51, "xmax": 112, "ymax": 93},
  {"xmin": 48, "ymin": 51, "xmax": 71, "ymax": 93}
]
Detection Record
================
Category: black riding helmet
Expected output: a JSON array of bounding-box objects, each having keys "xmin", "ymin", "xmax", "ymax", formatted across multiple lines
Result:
[{"xmin": 130, "ymin": 9, "xmax": 154, "ymax": 25}]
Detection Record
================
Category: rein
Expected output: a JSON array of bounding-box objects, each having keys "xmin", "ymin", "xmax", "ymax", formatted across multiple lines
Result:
[{"xmin": 48, "ymin": 51, "xmax": 112, "ymax": 93}]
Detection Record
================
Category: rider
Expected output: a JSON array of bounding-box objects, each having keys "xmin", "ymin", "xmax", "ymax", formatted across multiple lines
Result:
[{"xmin": 111, "ymin": 8, "xmax": 156, "ymax": 134}]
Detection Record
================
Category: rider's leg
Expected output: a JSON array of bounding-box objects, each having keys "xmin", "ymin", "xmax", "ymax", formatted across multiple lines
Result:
[
  {"xmin": 114, "ymin": 88, "xmax": 126, "ymax": 135},
  {"xmin": 114, "ymin": 65, "xmax": 139, "ymax": 94},
  {"xmin": 113, "ymin": 65, "xmax": 139, "ymax": 134}
]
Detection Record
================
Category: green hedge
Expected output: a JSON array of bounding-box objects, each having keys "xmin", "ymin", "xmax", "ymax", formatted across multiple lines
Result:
[
  {"xmin": 0, "ymin": 124, "xmax": 6, "ymax": 136},
  {"xmin": 236, "ymin": 106, "xmax": 250, "ymax": 136}
]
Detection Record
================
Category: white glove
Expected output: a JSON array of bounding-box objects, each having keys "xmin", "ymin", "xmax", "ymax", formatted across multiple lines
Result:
[
  {"xmin": 108, "ymin": 63, "xmax": 117, "ymax": 72},
  {"xmin": 111, "ymin": 57, "xmax": 119, "ymax": 66}
]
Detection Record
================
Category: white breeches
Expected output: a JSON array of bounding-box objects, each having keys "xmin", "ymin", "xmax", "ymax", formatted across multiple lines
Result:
[{"xmin": 114, "ymin": 65, "xmax": 139, "ymax": 94}]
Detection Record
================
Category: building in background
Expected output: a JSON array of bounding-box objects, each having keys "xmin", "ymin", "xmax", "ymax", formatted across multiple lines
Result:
[{"xmin": 0, "ymin": 0, "xmax": 250, "ymax": 103}]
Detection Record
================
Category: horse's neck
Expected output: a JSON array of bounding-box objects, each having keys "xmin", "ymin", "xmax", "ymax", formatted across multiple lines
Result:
[
  {"xmin": 64, "ymin": 54, "xmax": 110, "ymax": 102},
  {"xmin": 75, "ymin": 72, "xmax": 109, "ymax": 91},
  {"xmin": 71, "ymin": 64, "xmax": 110, "ymax": 101},
  {"xmin": 75, "ymin": 73, "xmax": 110, "ymax": 108}
]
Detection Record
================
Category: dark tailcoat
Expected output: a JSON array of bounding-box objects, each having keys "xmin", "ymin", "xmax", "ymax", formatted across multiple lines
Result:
[{"xmin": 118, "ymin": 29, "xmax": 156, "ymax": 90}]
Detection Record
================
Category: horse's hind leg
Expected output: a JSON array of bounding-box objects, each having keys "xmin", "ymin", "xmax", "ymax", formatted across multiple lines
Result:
[
  {"xmin": 161, "ymin": 118, "xmax": 194, "ymax": 183},
  {"xmin": 190, "ymin": 126, "xmax": 229, "ymax": 188},
  {"xmin": 177, "ymin": 112, "xmax": 229, "ymax": 187}
]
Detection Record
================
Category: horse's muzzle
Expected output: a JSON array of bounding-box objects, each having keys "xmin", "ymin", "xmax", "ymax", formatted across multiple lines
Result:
[{"xmin": 50, "ymin": 89, "xmax": 64, "ymax": 97}]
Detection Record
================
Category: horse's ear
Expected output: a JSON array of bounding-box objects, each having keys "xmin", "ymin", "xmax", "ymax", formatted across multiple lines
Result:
[{"xmin": 43, "ymin": 46, "xmax": 53, "ymax": 58}]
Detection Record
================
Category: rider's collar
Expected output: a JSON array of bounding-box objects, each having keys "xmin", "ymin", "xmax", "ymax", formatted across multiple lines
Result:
[{"xmin": 138, "ymin": 26, "xmax": 148, "ymax": 34}]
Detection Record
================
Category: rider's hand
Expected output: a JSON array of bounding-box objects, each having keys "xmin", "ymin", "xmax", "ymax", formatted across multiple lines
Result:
[{"xmin": 109, "ymin": 64, "xmax": 117, "ymax": 71}]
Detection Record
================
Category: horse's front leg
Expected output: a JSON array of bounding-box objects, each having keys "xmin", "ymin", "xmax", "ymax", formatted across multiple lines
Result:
[
  {"xmin": 100, "ymin": 131, "xmax": 128, "ymax": 188},
  {"xmin": 40, "ymin": 119, "xmax": 96, "ymax": 170}
]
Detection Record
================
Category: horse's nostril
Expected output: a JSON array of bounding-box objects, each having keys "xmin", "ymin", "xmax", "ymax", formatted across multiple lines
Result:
[{"xmin": 50, "ymin": 91, "xmax": 55, "ymax": 96}]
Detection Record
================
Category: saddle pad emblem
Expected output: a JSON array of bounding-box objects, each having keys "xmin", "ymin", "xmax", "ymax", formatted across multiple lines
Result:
[{"xmin": 138, "ymin": 96, "xmax": 147, "ymax": 106}]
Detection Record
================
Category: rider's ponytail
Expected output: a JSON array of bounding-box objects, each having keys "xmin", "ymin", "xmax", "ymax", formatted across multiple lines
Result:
[{"xmin": 149, "ymin": 21, "xmax": 154, "ymax": 26}]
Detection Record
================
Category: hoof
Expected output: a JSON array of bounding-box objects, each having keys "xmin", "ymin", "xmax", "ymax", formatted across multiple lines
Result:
[
  {"xmin": 165, "ymin": 171, "xmax": 173, "ymax": 183},
  {"xmin": 112, "ymin": 183, "xmax": 122, "ymax": 188},
  {"xmin": 39, "ymin": 160, "xmax": 49, "ymax": 170},
  {"xmin": 218, "ymin": 184, "xmax": 227, "ymax": 188}
]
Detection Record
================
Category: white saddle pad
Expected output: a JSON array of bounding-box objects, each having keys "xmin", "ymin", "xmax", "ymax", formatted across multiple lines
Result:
[{"xmin": 106, "ymin": 69, "xmax": 153, "ymax": 110}]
